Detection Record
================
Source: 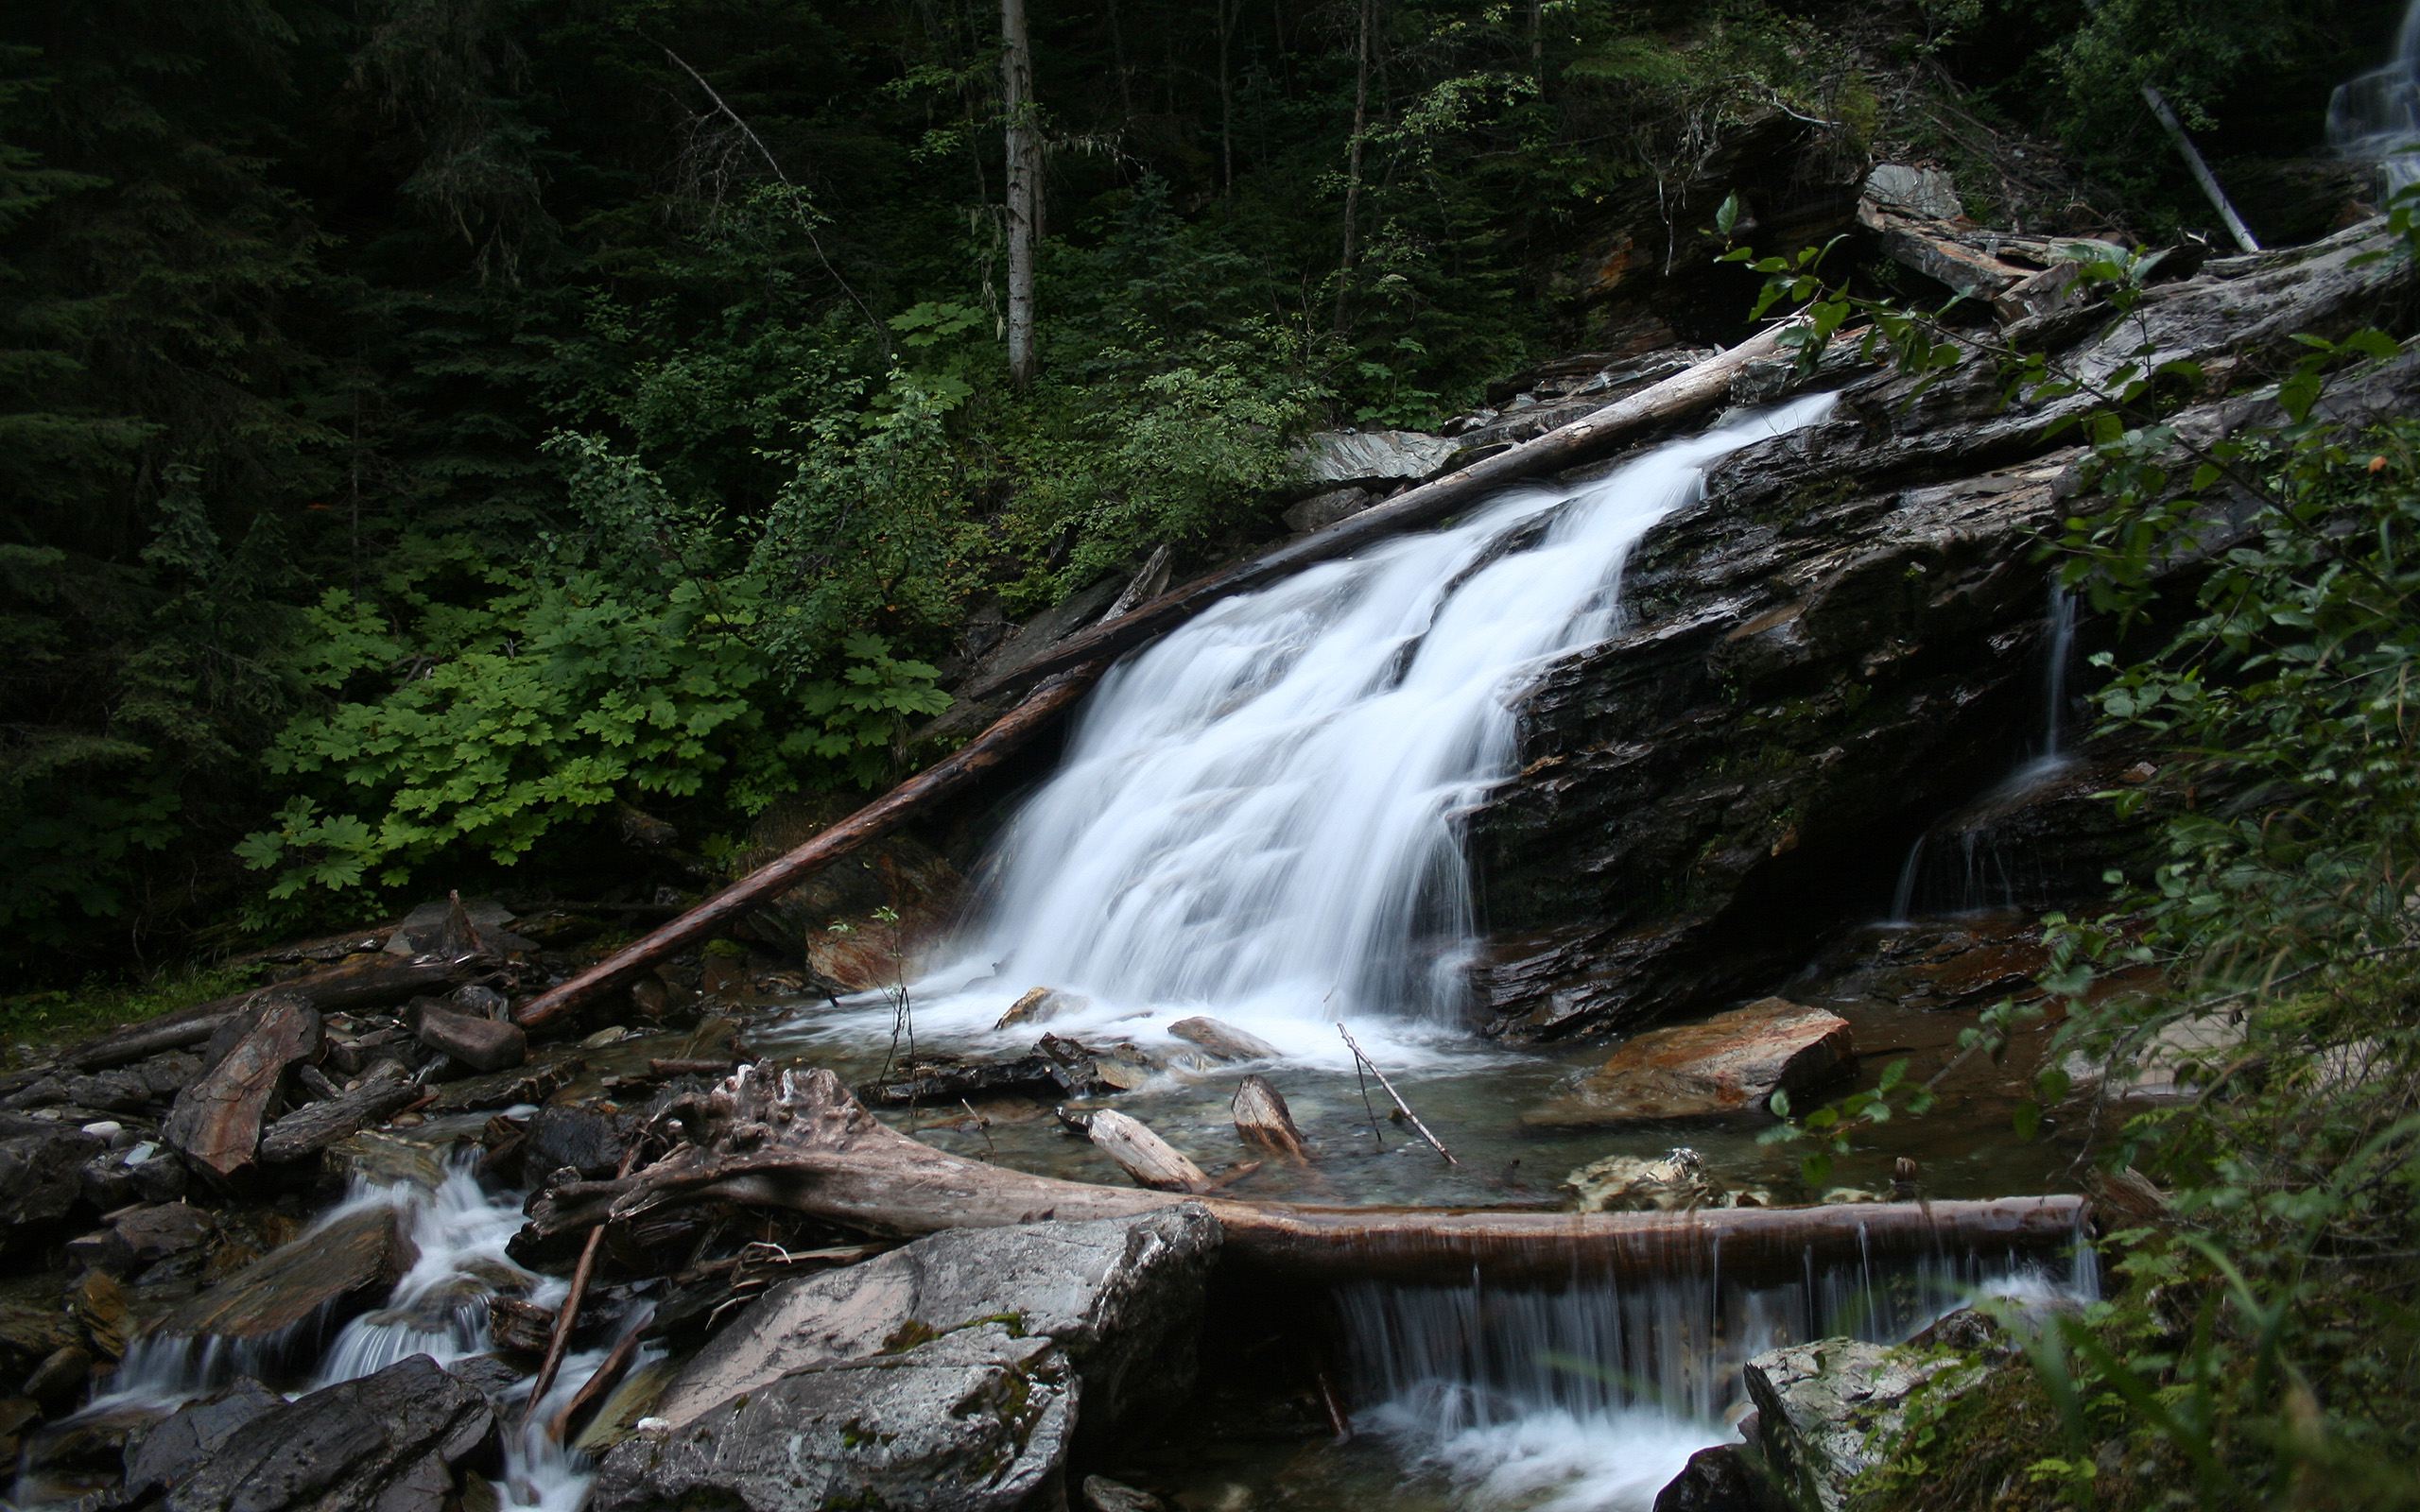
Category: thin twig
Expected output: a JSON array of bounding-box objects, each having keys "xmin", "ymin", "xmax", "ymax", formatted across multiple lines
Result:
[
  {"xmin": 522, "ymin": 1143, "xmax": 642, "ymax": 1430},
  {"xmin": 1338, "ymin": 1023, "xmax": 1458, "ymax": 1165},
  {"xmin": 661, "ymin": 46, "xmax": 887, "ymax": 348}
]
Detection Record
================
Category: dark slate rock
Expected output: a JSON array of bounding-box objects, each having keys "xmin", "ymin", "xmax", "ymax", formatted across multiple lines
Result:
[{"xmin": 163, "ymin": 1354, "xmax": 495, "ymax": 1512}]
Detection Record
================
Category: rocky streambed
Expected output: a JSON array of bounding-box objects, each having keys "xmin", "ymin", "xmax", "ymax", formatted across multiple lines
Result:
[{"xmin": 9, "ymin": 197, "xmax": 2411, "ymax": 1512}]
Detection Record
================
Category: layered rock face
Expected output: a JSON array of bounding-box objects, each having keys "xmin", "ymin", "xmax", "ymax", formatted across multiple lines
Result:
[{"xmin": 1472, "ymin": 223, "xmax": 2420, "ymax": 1040}]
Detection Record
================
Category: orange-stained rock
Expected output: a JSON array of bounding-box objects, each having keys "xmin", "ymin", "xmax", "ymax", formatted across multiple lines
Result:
[{"xmin": 1527, "ymin": 998, "xmax": 1853, "ymax": 1126}]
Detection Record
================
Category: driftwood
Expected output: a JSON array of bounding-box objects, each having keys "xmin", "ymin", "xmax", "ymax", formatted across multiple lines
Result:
[
  {"xmin": 1232, "ymin": 1074, "xmax": 1310, "ymax": 1160},
  {"xmin": 1072, "ymin": 1108, "xmax": 1210, "ymax": 1193},
  {"xmin": 549, "ymin": 1319, "xmax": 643, "ymax": 1444},
  {"xmin": 959, "ymin": 320, "xmax": 1810, "ymax": 703},
  {"xmin": 524, "ymin": 1143, "xmax": 643, "ymax": 1428},
  {"xmin": 1169, "ymin": 1017, "xmax": 1281, "ymax": 1063},
  {"xmin": 68, "ymin": 952, "xmax": 493, "ymax": 1073},
  {"xmin": 258, "ymin": 1065, "xmax": 421, "ymax": 1163},
  {"xmin": 162, "ymin": 995, "xmax": 325, "ymax": 1180},
  {"xmin": 1339, "ymin": 1023, "xmax": 1457, "ymax": 1166},
  {"xmin": 525, "ymin": 1066, "xmax": 2088, "ymax": 1287},
  {"xmin": 514, "ymin": 664, "xmax": 1107, "ymax": 1031}
]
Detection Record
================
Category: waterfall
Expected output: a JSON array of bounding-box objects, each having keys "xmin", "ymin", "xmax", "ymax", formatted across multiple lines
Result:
[
  {"xmin": 2329, "ymin": 1, "xmax": 2420, "ymax": 192},
  {"xmin": 1888, "ymin": 581, "xmax": 2076, "ymax": 921},
  {"xmin": 57, "ymin": 1167, "xmax": 604, "ymax": 1512},
  {"xmin": 1340, "ymin": 1237, "xmax": 2098, "ymax": 1512},
  {"xmin": 910, "ymin": 395, "xmax": 1835, "ymax": 1047}
]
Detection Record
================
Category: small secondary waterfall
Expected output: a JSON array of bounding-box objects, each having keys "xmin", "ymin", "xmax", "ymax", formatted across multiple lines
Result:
[
  {"xmin": 1341, "ymin": 1238, "xmax": 2099, "ymax": 1512},
  {"xmin": 925, "ymin": 395, "xmax": 1836, "ymax": 1039},
  {"xmin": 2330, "ymin": 1, "xmax": 2420, "ymax": 192},
  {"xmin": 52, "ymin": 1168, "xmax": 607, "ymax": 1512},
  {"xmin": 1888, "ymin": 583, "xmax": 2078, "ymax": 921}
]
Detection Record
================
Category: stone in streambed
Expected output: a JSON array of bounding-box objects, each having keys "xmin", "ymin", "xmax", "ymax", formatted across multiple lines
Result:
[
  {"xmin": 1166, "ymin": 1017, "xmax": 1280, "ymax": 1063},
  {"xmin": 161, "ymin": 1353, "xmax": 497, "ymax": 1512},
  {"xmin": 410, "ymin": 1003, "xmax": 526, "ymax": 1074},
  {"xmin": 1741, "ymin": 1337, "xmax": 1969, "ymax": 1512},
  {"xmin": 594, "ymin": 1208, "xmax": 1221, "ymax": 1512},
  {"xmin": 1527, "ymin": 999, "xmax": 1852, "ymax": 1127},
  {"xmin": 121, "ymin": 1378, "xmax": 284, "ymax": 1502},
  {"xmin": 995, "ymin": 986, "xmax": 1088, "ymax": 1029},
  {"xmin": 1651, "ymin": 1441, "xmax": 1784, "ymax": 1512},
  {"xmin": 0, "ymin": 1121, "xmax": 105, "ymax": 1249},
  {"xmin": 155, "ymin": 1202, "xmax": 413, "ymax": 1347}
]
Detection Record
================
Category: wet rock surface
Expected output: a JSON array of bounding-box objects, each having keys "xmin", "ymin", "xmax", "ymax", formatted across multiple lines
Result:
[
  {"xmin": 1529, "ymin": 999, "xmax": 1852, "ymax": 1126},
  {"xmin": 595, "ymin": 1323, "xmax": 1072, "ymax": 1512},
  {"xmin": 1743, "ymin": 1337, "xmax": 1964, "ymax": 1512},
  {"xmin": 595, "ymin": 1207, "xmax": 1219, "ymax": 1512},
  {"xmin": 645, "ymin": 1205, "xmax": 1220, "ymax": 1434},
  {"xmin": 152, "ymin": 1353, "xmax": 496, "ymax": 1512},
  {"xmin": 155, "ymin": 1202, "xmax": 413, "ymax": 1346},
  {"xmin": 1472, "ymin": 223, "xmax": 2420, "ymax": 1040}
]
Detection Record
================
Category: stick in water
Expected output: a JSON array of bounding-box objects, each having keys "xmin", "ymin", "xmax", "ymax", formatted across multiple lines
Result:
[{"xmin": 1337, "ymin": 1023, "xmax": 1458, "ymax": 1165}]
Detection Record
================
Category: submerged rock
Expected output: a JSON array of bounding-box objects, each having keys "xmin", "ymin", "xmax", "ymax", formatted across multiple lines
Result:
[
  {"xmin": 595, "ymin": 1207, "xmax": 1221, "ymax": 1512},
  {"xmin": 1561, "ymin": 1146, "xmax": 1770, "ymax": 1211},
  {"xmin": 1528, "ymin": 999, "xmax": 1852, "ymax": 1126}
]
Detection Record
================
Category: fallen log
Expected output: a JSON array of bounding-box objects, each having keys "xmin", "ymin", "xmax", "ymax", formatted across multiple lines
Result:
[
  {"xmin": 258, "ymin": 1065, "xmax": 421, "ymax": 1163},
  {"xmin": 1071, "ymin": 1108, "xmax": 1210, "ymax": 1193},
  {"xmin": 1232, "ymin": 1074, "xmax": 1310, "ymax": 1161},
  {"xmin": 513, "ymin": 663, "xmax": 1107, "ymax": 1032},
  {"xmin": 526, "ymin": 1065, "xmax": 2089, "ymax": 1287},
  {"xmin": 162, "ymin": 994, "xmax": 324, "ymax": 1180},
  {"xmin": 959, "ymin": 320, "xmax": 1808, "ymax": 704},
  {"xmin": 67, "ymin": 952, "xmax": 494, "ymax": 1073}
]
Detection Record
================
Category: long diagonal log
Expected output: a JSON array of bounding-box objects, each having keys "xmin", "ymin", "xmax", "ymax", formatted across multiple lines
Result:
[
  {"xmin": 525, "ymin": 1066, "xmax": 2088, "ymax": 1287},
  {"xmin": 959, "ymin": 319, "xmax": 1806, "ymax": 703},
  {"xmin": 513, "ymin": 666, "xmax": 1105, "ymax": 1030}
]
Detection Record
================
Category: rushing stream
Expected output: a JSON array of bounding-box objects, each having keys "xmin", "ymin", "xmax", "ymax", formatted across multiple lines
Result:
[{"xmin": 18, "ymin": 393, "xmax": 2098, "ymax": 1512}]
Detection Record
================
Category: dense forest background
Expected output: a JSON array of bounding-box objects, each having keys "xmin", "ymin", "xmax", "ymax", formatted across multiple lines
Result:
[{"xmin": 0, "ymin": 0, "xmax": 2401, "ymax": 975}]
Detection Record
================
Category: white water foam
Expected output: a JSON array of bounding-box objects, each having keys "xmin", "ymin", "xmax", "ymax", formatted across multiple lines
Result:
[
  {"xmin": 778, "ymin": 395, "xmax": 1836, "ymax": 1073},
  {"xmin": 60, "ymin": 1165, "xmax": 601, "ymax": 1512},
  {"xmin": 1341, "ymin": 1236, "xmax": 2099, "ymax": 1512}
]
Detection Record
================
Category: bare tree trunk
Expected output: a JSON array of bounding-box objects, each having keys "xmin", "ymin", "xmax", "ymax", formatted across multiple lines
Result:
[
  {"xmin": 1002, "ymin": 0, "xmax": 1040, "ymax": 387},
  {"xmin": 1333, "ymin": 0, "xmax": 1373, "ymax": 334},
  {"xmin": 1106, "ymin": 0, "xmax": 1132, "ymax": 122},
  {"xmin": 525, "ymin": 1066, "xmax": 2092, "ymax": 1287},
  {"xmin": 1218, "ymin": 0, "xmax": 1236, "ymax": 197}
]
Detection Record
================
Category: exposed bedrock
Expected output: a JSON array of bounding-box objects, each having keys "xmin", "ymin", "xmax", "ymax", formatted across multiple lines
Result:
[{"xmin": 1473, "ymin": 220, "xmax": 2420, "ymax": 1039}]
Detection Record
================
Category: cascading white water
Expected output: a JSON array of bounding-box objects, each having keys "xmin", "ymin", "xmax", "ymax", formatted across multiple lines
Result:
[
  {"xmin": 55, "ymin": 1167, "xmax": 604, "ymax": 1512},
  {"xmin": 1341, "ymin": 1238, "xmax": 2099, "ymax": 1512},
  {"xmin": 1887, "ymin": 582, "xmax": 2078, "ymax": 922},
  {"xmin": 2330, "ymin": 1, "xmax": 2420, "ymax": 192},
  {"xmin": 904, "ymin": 395, "xmax": 1835, "ymax": 1055}
]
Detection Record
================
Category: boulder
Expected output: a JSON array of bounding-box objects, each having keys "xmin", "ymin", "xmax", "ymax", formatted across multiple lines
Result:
[
  {"xmin": 1652, "ymin": 1442, "xmax": 1784, "ymax": 1512},
  {"xmin": 121, "ymin": 1378, "xmax": 284, "ymax": 1502},
  {"xmin": 1290, "ymin": 429, "xmax": 1459, "ymax": 488},
  {"xmin": 995, "ymin": 986, "xmax": 1086, "ymax": 1030},
  {"xmin": 64, "ymin": 1202, "xmax": 216, "ymax": 1278},
  {"xmin": 159, "ymin": 1353, "xmax": 496, "ymax": 1512},
  {"xmin": 410, "ymin": 1004, "xmax": 527, "ymax": 1074},
  {"xmin": 155, "ymin": 1203, "xmax": 413, "ymax": 1348},
  {"xmin": 1528, "ymin": 1000, "xmax": 1852, "ymax": 1126},
  {"xmin": 1860, "ymin": 163, "xmax": 1963, "ymax": 222},
  {"xmin": 164, "ymin": 993, "xmax": 323, "ymax": 1180},
  {"xmin": 1742, "ymin": 1338, "xmax": 1963, "ymax": 1512},
  {"xmin": 0, "ymin": 1122, "xmax": 105, "ymax": 1249},
  {"xmin": 591, "ymin": 1323, "xmax": 1071, "ymax": 1512},
  {"xmin": 1281, "ymin": 486, "xmax": 1375, "ymax": 533},
  {"xmin": 1470, "ymin": 225, "xmax": 2420, "ymax": 1040},
  {"xmin": 519, "ymin": 1105, "xmax": 629, "ymax": 1179},
  {"xmin": 644, "ymin": 1205, "xmax": 1220, "ymax": 1436},
  {"xmin": 1166, "ymin": 1018, "xmax": 1279, "ymax": 1063}
]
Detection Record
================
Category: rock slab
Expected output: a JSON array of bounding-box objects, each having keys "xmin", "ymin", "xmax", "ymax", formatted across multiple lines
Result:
[
  {"xmin": 1530, "ymin": 999, "xmax": 1852, "ymax": 1126},
  {"xmin": 160, "ymin": 1353, "xmax": 496, "ymax": 1512},
  {"xmin": 596, "ymin": 1207, "xmax": 1221, "ymax": 1512},
  {"xmin": 1742, "ymin": 1337, "xmax": 1957, "ymax": 1512},
  {"xmin": 157, "ymin": 1202, "xmax": 413, "ymax": 1346}
]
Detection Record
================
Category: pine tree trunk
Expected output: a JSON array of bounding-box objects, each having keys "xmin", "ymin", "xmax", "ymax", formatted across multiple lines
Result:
[
  {"xmin": 1334, "ymin": 0, "xmax": 1373, "ymax": 334},
  {"xmin": 1002, "ymin": 0, "xmax": 1040, "ymax": 388}
]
